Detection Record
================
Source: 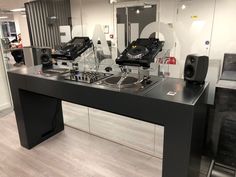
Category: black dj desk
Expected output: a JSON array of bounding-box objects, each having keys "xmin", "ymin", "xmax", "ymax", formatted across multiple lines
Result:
[{"xmin": 8, "ymin": 66, "xmax": 208, "ymax": 177}]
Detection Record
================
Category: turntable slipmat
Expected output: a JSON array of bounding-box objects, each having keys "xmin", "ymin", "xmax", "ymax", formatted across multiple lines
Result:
[{"xmin": 104, "ymin": 76, "xmax": 139, "ymax": 85}]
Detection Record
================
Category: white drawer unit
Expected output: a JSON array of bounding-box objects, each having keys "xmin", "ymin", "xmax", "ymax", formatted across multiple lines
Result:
[
  {"xmin": 89, "ymin": 108, "xmax": 164, "ymax": 157},
  {"xmin": 62, "ymin": 101, "xmax": 89, "ymax": 132},
  {"xmin": 62, "ymin": 103, "xmax": 164, "ymax": 158}
]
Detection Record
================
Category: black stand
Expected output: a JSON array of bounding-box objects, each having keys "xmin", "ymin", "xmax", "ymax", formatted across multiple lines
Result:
[
  {"xmin": 16, "ymin": 90, "xmax": 64, "ymax": 148},
  {"xmin": 8, "ymin": 69, "xmax": 209, "ymax": 177}
]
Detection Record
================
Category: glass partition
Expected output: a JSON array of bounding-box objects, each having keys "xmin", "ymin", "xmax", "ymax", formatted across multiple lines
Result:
[
  {"xmin": 0, "ymin": 9, "xmax": 27, "ymax": 70},
  {"xmin": 173, "ymin": 0, "xmax": 216, "ymax": 77},
  {"xmin": 70, "ymin": 0, "xmax": 164, "ymax": 76},
  {"xmin": 12, "ymin": 0, "xmax": 234, "ymax": 129},
  {"xmin": 0, "ymin": 14, "xmax": 12, "ymax": 111}
]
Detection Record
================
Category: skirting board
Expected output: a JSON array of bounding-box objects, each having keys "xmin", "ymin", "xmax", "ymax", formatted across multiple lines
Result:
[{"xmin": 0, "ymin": 103, "xmax": 12, "ymax": 111}]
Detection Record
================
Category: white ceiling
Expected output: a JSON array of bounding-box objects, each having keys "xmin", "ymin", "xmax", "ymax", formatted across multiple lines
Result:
[{"xmin": 0, "ymin": 0, "xmax": 30, "ymax": 11}]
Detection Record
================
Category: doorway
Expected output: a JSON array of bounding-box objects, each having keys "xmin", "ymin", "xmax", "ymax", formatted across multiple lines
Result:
[{"xmin": 115, "ymin": 1, "xmax": 159, "ymax": 53}]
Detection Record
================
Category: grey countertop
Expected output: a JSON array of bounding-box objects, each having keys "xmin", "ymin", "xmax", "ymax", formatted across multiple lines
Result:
[
  {"xmin": 8, "ymin": 64, "xmax": 209, "ymax": 177},
  {"xmin": 216, "ymin": 79, "xmax": 236, "ymax": 90}
]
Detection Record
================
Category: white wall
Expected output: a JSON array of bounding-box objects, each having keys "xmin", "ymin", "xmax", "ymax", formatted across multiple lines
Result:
[
  {"xmin": 71, "ymin": 0, "xmax": 114, "ymax": 40},
  {"xmin": 170, "ymin": 0, "xmax": 236, "ymax": 63},
  {"xmin": 160, "ymin": 0, "xmax": 176, "ymax": 24},
  {"xmin": 210, "ymin": 0, "xmax": 236, "ymax": 61},
  {"xmin": 174, "ymin": 0, "xmax": 215, "ymax": 60},
  {"xmin": 13, "ymin": 12, "xmax": 31, "ymax": 46},
  {"xmin": 70, "ymin": 0, "xmax": 236, "ymax": 73}
]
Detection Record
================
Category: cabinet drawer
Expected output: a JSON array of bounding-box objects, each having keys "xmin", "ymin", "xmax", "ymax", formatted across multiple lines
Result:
[
  {"xmin": 89, "ymin": 108, "xmax": 156, "ymax": 155},
  {"xmin": 62, "ymin": 101, "xmax": 89, "ymax": 132},
  {"xmin": 155, "ymin": 125, "xmax": 164, "ymax": 159}
]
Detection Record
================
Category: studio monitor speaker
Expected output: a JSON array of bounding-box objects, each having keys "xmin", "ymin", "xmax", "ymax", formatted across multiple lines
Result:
[
  {"xmin": 31, "ymin": 47, "xmax": 52, "ymax": 68},
  {"xmin": 40, "ymin": 48, "xmax": 52, "ymax": 68},
  {"xmin": 184, "ymin": 55, "xmax": 209, "ymax": 84}
]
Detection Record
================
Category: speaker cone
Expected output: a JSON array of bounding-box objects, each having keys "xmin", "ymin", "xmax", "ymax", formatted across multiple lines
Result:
[
  {"xmin": 41, "ymin": 54, "xmax": 50, "ymax": 64},
  {"xmin": 184, "ymin": 65, "xmax": 195, "ymax": 78}
]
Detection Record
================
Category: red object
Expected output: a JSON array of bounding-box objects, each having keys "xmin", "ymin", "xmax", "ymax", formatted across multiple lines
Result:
[
  {"xmin": 167, "ymin": 57, "xmax": 176, "ymax": 65},
  {"xmin": 17, "ymin": 43, "xmax": 23, "ymax": 48}
]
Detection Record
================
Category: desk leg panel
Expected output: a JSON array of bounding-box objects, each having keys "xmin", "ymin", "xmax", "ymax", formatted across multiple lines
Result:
[
  {"xmin": 162, "ymin": 103, "xmax": 207, "ymax": 177},
  {"xmin": 18, "ymin": 90, "xmax": 64, "ymax": 149}
]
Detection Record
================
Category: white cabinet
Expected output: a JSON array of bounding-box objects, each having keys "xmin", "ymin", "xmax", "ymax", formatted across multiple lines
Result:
[
  {"xmin": 62, "ymin": 103, "xmax": 164, "ymax": 158},
  {"xmin": 154, "ymin": 125, "xmax": 164, "ymax": 158},
  {"xmin": 62, "ymin": 101, "xmax": 89, "ymax": 132}
]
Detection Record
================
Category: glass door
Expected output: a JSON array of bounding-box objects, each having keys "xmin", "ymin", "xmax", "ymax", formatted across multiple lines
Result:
[
  {"xmin": 116, "ymin": 1, "xmax": 159, "ymax": 53},
  {"xmin": 0, "ymin": 18, "xmax": 12, "ymax": 111}
]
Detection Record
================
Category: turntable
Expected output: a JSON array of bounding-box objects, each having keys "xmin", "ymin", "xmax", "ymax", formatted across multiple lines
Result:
[
  {"xmin": 97, "ymin": 70, "xmax": 162, "ymax": 92},
  {"xmin": 103, "ymin": 74, "xmax": 140, "ymax": 89},
  {"xmin": 116, "ymin": 38, "xmax": 164, "ymax": 68},
  {"xmin": 98, "ymin": 38, "xmax": 164, "ymax": 92}
]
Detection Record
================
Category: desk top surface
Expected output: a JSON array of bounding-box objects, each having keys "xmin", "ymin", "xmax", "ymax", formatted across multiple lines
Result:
[
  {"xmin": 217, "ymin": 79, "xmax": 236, "ymax": 90},
  {"xmin": 8, "ymin": 65, "xmax": 208, "ymax": 106}
]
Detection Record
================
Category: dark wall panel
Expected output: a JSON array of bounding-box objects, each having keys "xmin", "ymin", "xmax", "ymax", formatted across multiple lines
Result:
[{"xmin": 25, "ymin": 0, "xmax": 71, "ymax": 48}]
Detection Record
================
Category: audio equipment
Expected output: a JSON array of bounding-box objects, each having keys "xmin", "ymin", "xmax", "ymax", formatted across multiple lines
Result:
[
  {"xmin": 64, "ymin": 71, "xmax": 112, "ymax": 84},
  {"xmin": 39, "ymin": 48, "xmax": 52, "ymax": 69},
  {"xmin": 52, "ymin": 37, "xmax": 93, "ymax": 60},
  {"xmin": 23, "ymin": 47, "xmax": 52, "ymax": 68},
  {"xmin": 184, "ymin": 55, "xmax": 209, "ymax": 84},
  {"xmin": 116, "ymin": 38, "xmax": 164, "ymax": 68}
]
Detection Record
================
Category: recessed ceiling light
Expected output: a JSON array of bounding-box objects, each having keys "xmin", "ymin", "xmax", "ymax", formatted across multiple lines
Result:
[
  {"xmin": 0, "ymin": 16, "xmax": 8, "ymax": 19},
  {"xmin": 110, "ymin": 0, "xmax": 117, "ymax": 3},
  {"xmin": 144, "ymin": 5, "xmax": 152, "ymax": 8},
  {"xmin": 181, "ymin": 4, "xmax": 186, "ymax": 10},
  {"xmin": 10, "ymin": 8, "xmax": 26, "ymax": 12}
]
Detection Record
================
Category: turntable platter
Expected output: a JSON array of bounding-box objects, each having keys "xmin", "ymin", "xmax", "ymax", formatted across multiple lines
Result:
[
  {"xmin": 122, "ymin": 77, "xmax": 139, "ymax": 84},
  {"xmin": 103, "ymin": 76, "xmax": 139, "ymax": 88},
  {"xmin": 98, "ymin": 73, "xmax": 162, "ymax": 92},
  {"xmin": 104, "ymin": 76, "xmax": 122, "ymax": 84},
  {"xmin": 126, "ymin": 46, "xmax": 149, "ymax": 59}
]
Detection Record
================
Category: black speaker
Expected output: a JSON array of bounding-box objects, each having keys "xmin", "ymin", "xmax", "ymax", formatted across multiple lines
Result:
[
  {"xmin": 184, "ymin": 55, "xmax": 209, "ymax": 84},
  {"xmin": 40, "ymin": 48, "xmax": 52, "ymax": 69},
  {"xmin": 31, "ymin": 47, "xmax": 52, "ymax": 68}
]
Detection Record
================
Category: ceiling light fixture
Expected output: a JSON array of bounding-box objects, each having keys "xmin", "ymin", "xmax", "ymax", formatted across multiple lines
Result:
[
  {"xmin": 144, "ymin": 4, "xmax": 152, "ymax": 8},
  {"xmin": 181, "ymin": 4, "xmax": 186, "ymax": 10},
  {"xmin": 109, "ymin": 0, "xmax": 117, "ymax": 4},
  {"xmin": 136, "ymin": 9, "xmax": 140, "ymax": 14},
  {"xmin": 10, "ymin": 8, "xmax": 26, "ymax": 12},
  {"xmin": 0, "ymin": 16, "xmax": 8, "ymax": 19}
]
